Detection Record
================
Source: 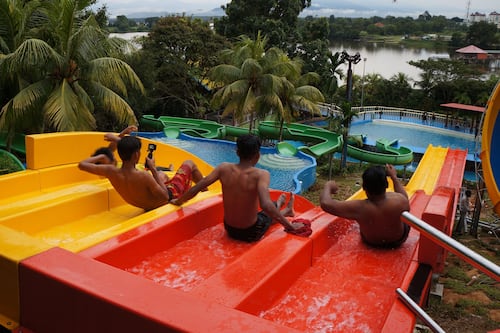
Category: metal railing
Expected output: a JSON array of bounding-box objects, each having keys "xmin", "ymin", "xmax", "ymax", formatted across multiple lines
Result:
[
  {"xmin": 402, "ymin": 211, "xmax": 499, "ymax": 280},
  {"xmin": 398, "ymin": 211, "xmax": 499, "ymax": 332},
  {"xmin": 396, "ymin": 288, "xmax": 446, "ymax": 333}
]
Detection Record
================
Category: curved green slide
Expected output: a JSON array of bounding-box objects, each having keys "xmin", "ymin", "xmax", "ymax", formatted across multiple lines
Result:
[
  {"xmin": 140, "ymin": 115, "xmax": 226, "ymax": 139},
  {"xmin": 258, "ymin": 121, "xmax": 343, "ymax": 158},
  {"xmin": 347, "ymin": 137, "xmax": 414, "ymax": 165},
  {"xmin": 140, "ymin": 116, "xmax": 343, "ymax": 158},
  {"xmin": 0, "ymin": 149, "xmax": 25, "ymax": 173}
]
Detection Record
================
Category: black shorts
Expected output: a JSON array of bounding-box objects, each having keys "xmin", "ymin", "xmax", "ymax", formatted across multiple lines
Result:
[
  {"xmin": 224, "ymin": 211, "xmax": 273, "ymax": 242},
  {"xmin": 361, "ymin": 223, "xmax": 411, "ymax": 249}
]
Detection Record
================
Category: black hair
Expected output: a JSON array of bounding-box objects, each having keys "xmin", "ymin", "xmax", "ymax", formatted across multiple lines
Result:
[
  {"xmin": 236, "ymin": 134, "xmax": 261, "ymax": 161},
  {"xmin": 362, "ymin": 165, "xmax": 388, "ymax": 196},
  {"xmin": 92, "ymin": 147, "xmax": 115, "ymax": 163},
  {"xmin": 117, "ymin": 136, "xmax": 141, "ymax": 161},
  {"xmin": 465, "ymin": 190, "xmax": 471, "ymax": 197}
]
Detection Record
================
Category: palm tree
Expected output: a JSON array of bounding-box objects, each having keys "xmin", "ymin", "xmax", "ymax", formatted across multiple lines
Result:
[
  {"xmin": 210, "ymin": 32, "xmax": 324, "ymax": 132},
  {"xmin": 338, "ymin": 101, "xmax": 358, "ymax": 170},
  {"xmin": 0, "ymin": 0, "xmax": 144, "ymax": 136},
  {"xmin": 323, "ymin": 51, "xmax": 345, "ymax": 102}
]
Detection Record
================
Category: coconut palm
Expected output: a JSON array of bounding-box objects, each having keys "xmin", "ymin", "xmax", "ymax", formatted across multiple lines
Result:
[
  {"xmin": 210, "ymin": 32, "xmax": 324, "ymax": 132},
  {"xmin": 323, "ymin": 51, "xmax": 345, "ymax": 101},
  {"xmin": 0, "ymin": 0, "xmax": 144, "ymax": 136},
  {"xmin": 338, "ymin": 101, "xmax": 358, "ymax": 170}
]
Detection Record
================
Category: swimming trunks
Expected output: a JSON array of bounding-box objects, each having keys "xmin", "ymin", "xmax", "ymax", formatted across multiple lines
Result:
[
  {"xmin": 361, "ymin": 223, "xmax": 410, "ymax": 249},
  {"xmin": 224, "ymin": 211, "xmax": 273, "ymax": 242},
  {"xmin": 165, "ymin": 164, "xmax": 192, "ymax": 200}
]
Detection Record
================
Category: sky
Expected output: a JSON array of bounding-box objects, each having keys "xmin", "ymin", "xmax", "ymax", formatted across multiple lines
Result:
[{"xmin": 97, "ymin": 0, "xmax": 499, "ymax": 19}]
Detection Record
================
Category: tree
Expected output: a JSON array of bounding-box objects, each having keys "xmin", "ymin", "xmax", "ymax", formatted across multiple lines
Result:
[
  {"xmin": 214, "ymin": 0, "xmax": 311, "ymax": 49},
  {"xmin": 136, "ymin": 16, "xmax": 230, "ymax": 118},
  {"xmin": 334, "ymin": 101, "xmax": 358, "ymax": 170},
  {"xmin": 0, "ymin": 0, "xmax": 144, "ymax": 135},
  {"xmin": 209, "ymin": 33, "xmax": 324, "ymax": 132},
  {"xmin": 466, "ymin": 22, "xmax": 498, "ymax": 49}
]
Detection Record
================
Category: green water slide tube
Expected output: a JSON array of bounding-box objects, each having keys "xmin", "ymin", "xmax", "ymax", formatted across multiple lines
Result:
[
  {"xmin": 258, "ymin": 121, "xmax": 343, "ymax": 158},
  {"xmin": 347, "ymin": 137, "xmax": 413, "ymax": 165},
  {"xmin": 140, "ymin": 115, "xmax": 226, "ymax": 139},
  {"xmin": 0, "ymin": 149, "xmax": 25, "ymax": 174}
]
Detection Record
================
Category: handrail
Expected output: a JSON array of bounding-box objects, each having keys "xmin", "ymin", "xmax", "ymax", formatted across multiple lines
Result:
[
  {"xmin": 396, "ymin": 288, "xmax": 446, "ymax": 333},
  {"xmin": 401, "ymin": 211, "xmax": 500, "ymax": 280}
]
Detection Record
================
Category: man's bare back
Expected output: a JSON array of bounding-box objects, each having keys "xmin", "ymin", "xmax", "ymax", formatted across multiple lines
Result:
[
  {"xmin": 171, "ymin": 134, "xmax": 302, "ymax": 239},
  {"xmin": 347, "ymin": 192, "xmax": 409, "ymax": 245},
  {"xmin": 217, "ymin": 163, "xmax": 293, "ymax": 229},
  {"xmin": 105, "ymin": 165, "xmax": 170, "ymax": 211},
  {"xmin": 320, "ymin": 164, "xmax": 411, "ymax": 248}
]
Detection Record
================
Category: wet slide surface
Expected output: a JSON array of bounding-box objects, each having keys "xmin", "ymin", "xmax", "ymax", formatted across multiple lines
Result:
[{"xmin": 1, "ymin": 132, "xmax": 467, "ymax": 332}]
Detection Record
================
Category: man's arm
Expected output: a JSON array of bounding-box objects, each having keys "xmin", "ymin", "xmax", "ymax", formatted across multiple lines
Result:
[
  {"xmin": 78, "ymin": 155, "xmax": 114, "ymax": 176},
  {"xmin": 105, "ymin": 125, "xmax": 138, "ymax": 152},
  {"xmin": 170, "ymin": 166, "xmax": 221, "ymax": 205},
  {"xmin": 320, "ymin": 180, "xmax": 362, "ymax": 220},
  {"xmin": 256, "ymin": 171, "xmax": 297, "ymax": 230},
  {"xmin": 386, "ymin": 164, "xmax": 408, "ymax": 199}
]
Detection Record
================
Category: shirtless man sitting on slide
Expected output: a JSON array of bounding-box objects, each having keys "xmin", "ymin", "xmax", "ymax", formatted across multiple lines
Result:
[
  {"xmin": 79, "ymin": 135, "xmax": 204, "ymax": 211},
  {"xmin": 171, "ymin": 134, "xmax": 306, "ymax": 242},
  {"xmin": 320, "ymin": 164, "xmax": 411, "ymax": 248}
]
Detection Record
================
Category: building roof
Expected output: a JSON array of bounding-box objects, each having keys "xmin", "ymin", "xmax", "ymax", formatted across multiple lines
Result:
[
  {"xmin": 440, "ymin": 103, "xmax": 485, "ymax": 113},
  {"xmin": 456, "ymin": 45, "xmax": 488, "ymax": 54}
]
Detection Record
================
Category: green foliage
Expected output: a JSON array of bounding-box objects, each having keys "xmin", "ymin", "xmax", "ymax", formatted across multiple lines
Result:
[
  {"xmin": 214, "ymin": 0, "xmax": 311, "ymax": 49},
  {"xmin": 0, "ymin": 0, "xmax": 144, "ymax": 134},
  {"xmin": 135, "ymin": 15, "xmax": 230, "ymax": 118},
  {"xmin": 466, "ymin": 22, "xmax": 499, "ymax": 49},
  {"xmin": 209, "ymin": 33, "xmax": 324, "ymax": 131}
]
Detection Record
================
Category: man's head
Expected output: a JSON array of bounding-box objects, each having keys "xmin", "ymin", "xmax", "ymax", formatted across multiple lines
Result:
[
  {"xmin": 92, "ymin": 147, "xmax": 115, "ymax": 165},
  {"xmin": 362, "ymin": 165, "xmax": 389, "ymax": 196},
  {"xmin": 117, "ymin": 136, "xmax": 142, "ymax": 162},
  {"xmin": 465, "ymin": 190, "xmax": 472, "ymax": 197},
  {"xmin": 236, "ymin": 134, "xmax": 261, "ymax": 162}
]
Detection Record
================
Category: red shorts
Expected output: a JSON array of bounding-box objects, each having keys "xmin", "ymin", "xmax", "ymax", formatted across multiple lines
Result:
[{"xmin": 165, "ymin": 164, "xmax": 192, "ymax": 200}]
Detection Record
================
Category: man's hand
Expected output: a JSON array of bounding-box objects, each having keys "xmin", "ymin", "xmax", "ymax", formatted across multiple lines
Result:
[
  {"xmin": 145, "ymin": 156, "xmax": 157, "ymax": 170},
  {"xmin": 289, "ymin": 221, "xmax": 305, "ymax": 230},
  {"xmin": 324, "ymin": 180, "xmax": 339, "ymax": 195},
  {"xmin": 170, "ymin": 198, "xmax": 183, "ymax": 206},
  {"xmin": 385, "ymin": 164, "xmax": 397, "ymax": 179}
]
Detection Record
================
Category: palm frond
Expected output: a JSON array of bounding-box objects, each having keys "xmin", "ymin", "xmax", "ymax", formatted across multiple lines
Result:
[
  {"xmin": 89, "ymin": 81, "xmax": 138, "ymax": 126},
  {"xmin": 87, "ymin": 57, "xmax": 144, "ymax": 95},
  {"xmin": 0, "ymin": 79, "xmax": 50, "ymax": 130},
  {"xmin": 44, "ymin": 79, "xmax": 96, "ymax": 131}
]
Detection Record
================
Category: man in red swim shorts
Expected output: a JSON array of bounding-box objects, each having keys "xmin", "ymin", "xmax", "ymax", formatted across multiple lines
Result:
[{"xmin": 79, "ymin": 135, "xmax": 204, "ymax": 211}]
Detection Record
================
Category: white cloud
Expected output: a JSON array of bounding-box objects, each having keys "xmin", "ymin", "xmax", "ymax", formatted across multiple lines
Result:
[{"xmin": 97, "ymin": 0, "xmax": 499, "ymax": 19}]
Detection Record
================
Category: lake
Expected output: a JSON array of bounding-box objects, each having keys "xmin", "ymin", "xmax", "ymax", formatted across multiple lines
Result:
[
  {"xmin": 330, "ymin": 41, "xmax": 450, "ymax": 81},
  {"xmin": 111, "ymin": 33, "xmax": 496, "ymax": 82}
]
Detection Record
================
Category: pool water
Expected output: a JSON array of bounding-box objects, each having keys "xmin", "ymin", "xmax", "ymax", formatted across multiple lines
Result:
[
  {"xmin": 152, "ymin": 136, "xmax": 314, "ymax": 193},
  {"xmin": 350, "ymin": 120, "xmax": 478, "ymax": 153}
]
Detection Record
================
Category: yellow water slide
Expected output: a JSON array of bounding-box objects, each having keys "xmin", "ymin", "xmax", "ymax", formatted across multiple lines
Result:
[
  {"xmin": 481, "ymin": 82, "xmax": 500, "ymax": 214},
  {"xmin": 0, "ymin": 132, "xmax": 220, "ymax": 329}
]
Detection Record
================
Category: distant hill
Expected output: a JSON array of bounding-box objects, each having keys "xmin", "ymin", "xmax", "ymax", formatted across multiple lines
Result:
[{"xmin": 115, "ymin": 7, "xmax": 224, "ymax": 19}]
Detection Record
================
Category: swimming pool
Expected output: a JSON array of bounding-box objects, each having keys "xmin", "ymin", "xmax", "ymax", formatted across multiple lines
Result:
[
  {"xmin": 350, "ymin": 120, "xmax": 478, "ymax": 153},
  {"xmin": 140, "ymin": 133, "xmax": 316, "ymax": 193}
]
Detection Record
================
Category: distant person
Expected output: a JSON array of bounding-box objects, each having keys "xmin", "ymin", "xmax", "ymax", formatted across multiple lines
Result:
[
  {"xmin": 455, "ymin": 189, "xmax": 472, "ymax": 235},
  {"xmin": 320, "ymin": 164, "xmax": 411, "ymax": 248},
  {"xmin": 171, "ymin": 134, "xmax": 310, "ymax": 242},
  {"xmin": 79, "ymin": 136, "xmax": 204, "ymax": 211}
]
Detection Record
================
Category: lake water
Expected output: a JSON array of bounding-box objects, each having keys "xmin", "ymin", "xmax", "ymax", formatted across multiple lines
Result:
[
  {"xmin": 112, "ymin": 33, "xmax": 449, "ymax": 81},
  {"xmin": 330, "ymin": 41, "xmax": 450, "ymax": 81}
]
